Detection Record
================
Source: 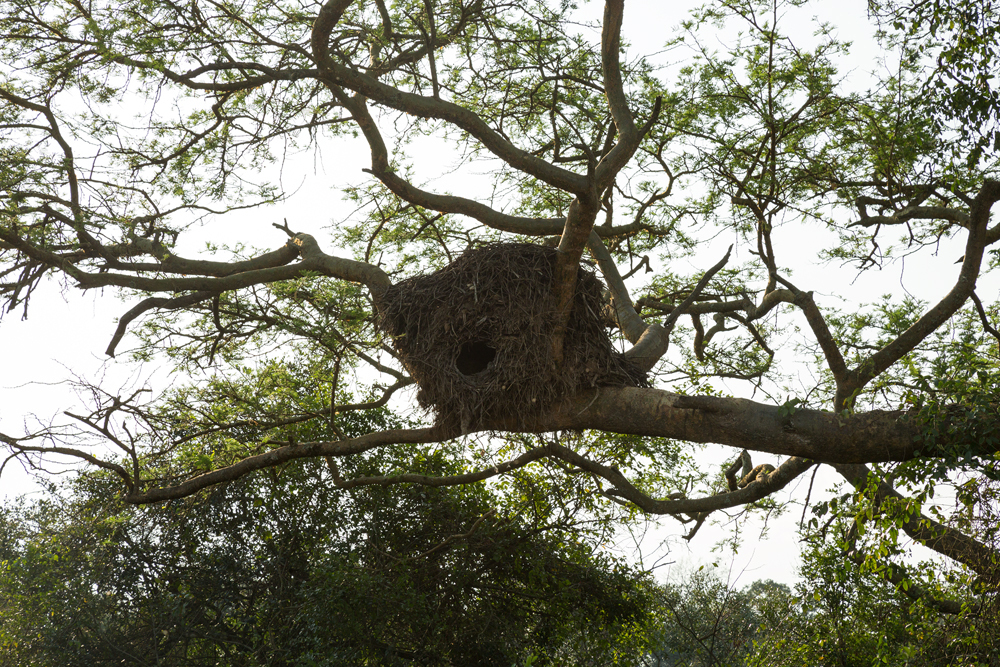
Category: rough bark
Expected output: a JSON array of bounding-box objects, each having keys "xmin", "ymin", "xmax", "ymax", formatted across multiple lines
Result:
[{"xmin": 538, "ymin": 387, "xmax": 929, "ymax": 463}]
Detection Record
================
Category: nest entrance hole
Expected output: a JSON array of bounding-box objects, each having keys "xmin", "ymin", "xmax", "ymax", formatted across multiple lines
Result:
[
  {"xmin": 375, "ymin": 242, "xmax": 648, "ymax": 429},
  {"xmin": 456, "ymin": 340, "xmax": 497, "ymax": 376}
]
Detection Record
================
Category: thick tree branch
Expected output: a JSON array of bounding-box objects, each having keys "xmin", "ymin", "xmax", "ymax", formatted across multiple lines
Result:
[
  {"xmin": 105, "ymin": 237, "xmax": 302, "ymax": 276},
  {"xmin": 3, "ymin": 227, "xmax": 392, "ymax": 356},
  {"xmin": 628, "ymin": 285, "xmax": 799, "ymax": 321},
  {"xmin": 23, "ymin": 384, "xmax": 998, "ymax": 518},
  {"xmin": 587, "ymin": 231, "xmax": 647, "ymax": 342},
  {"xmin": 791, "ymin": 290, "xmax": 849, "ymax": 386},
  {"xmin": 339, "ymin": 85, "xmax": 647, "ymax": 240},
  {"xmin": 543, "ymin": 387, "xmax": 929, "ymax": 463},
  {"xmin": 552, "ymin": 194, "xmax": 601, "ymax": 366},
  {"xmin": 363, "ymin": 158, "xmax": 653, "ymax": 238},
  {"xmin": 849, "ymin": 205, "xmax": 972, "ymax": 229},
  {"xmin": 368, "ymin": 168, "xmax": 568, "ymax": 235},
  {"xmin": 593, "ymin": 1, "xmax": 661, "ymax": 190},
  {"xmin": 2, "ymin": 232, "xmax": 391, "ymax": 301},
  {"xmin": 599, "ymin": 0, "xmax": 635, "ymax": 148}
]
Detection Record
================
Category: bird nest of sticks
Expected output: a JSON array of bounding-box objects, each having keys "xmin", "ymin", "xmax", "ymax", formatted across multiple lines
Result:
[{"xmin": 376, "ymin": 242, "xmax": 648, "ymax": 431}]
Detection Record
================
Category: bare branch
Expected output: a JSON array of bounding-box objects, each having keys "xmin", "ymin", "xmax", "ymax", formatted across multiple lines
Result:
[
  {"xmin": 328, "ymin": 447, "xmax": 550, "ymax": 490},
  {"xmin": 2, "ymin": 430, "xmax": 135, "ymax": 491},
  {"xmin": 543, "ymin": 440, "xmax": 813, "ymax": 515},
  {"xmin": 587, "ymin": 231, "xmax": 647, "ymax": 342},
  {"xmin": 624, "ymin": 246, "xmax": 732, "ymax": 372},
  {"xmin": 126, "ymin": 426, "xmax": 456, "ymax": 503},
  {"xmin": 106, "ymin": 291, "xmax": 217, "ymax": 357}
]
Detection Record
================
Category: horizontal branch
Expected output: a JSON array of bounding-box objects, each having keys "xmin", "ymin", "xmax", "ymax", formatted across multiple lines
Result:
[
  {"xmin": 106, "ymin": 237, "xmax": 301, "ymax": 276},
  {"xmin": 542, "ymin": 387, "xmax": 929, "ymax": 464},
  {"xmin": 3, "ymin": 231, "xmax": 391, "ymax": 301},
  {"xmin": 849, "ymin": 205, "xmax": 971, "ymax": 229},
  {"xmin": 126, "ymin": 426, "xmax": 454, "ymax": 503},
  {"xmin": 328, "ymin": 447, "xmax": 551, "ymax": 490}
]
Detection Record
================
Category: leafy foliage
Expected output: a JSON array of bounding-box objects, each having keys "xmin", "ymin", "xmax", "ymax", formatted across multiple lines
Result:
[{"xmin": 0, "ymin": 464, "xmax": 658, "ymax": 666}]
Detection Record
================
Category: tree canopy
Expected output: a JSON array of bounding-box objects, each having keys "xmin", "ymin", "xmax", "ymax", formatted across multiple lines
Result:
[
  {"xmin": 0, "ymin": 453, "xmax": 659, "ymax": 665},
  {"xmin": 1, "ymin": 0, "xmax": 999, "ymax": 648}
]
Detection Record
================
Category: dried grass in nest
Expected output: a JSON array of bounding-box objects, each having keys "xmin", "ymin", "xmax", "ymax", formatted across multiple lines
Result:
[{"xmin": 376, "ymin": 243, "xmax": 647, "ymax": 431}]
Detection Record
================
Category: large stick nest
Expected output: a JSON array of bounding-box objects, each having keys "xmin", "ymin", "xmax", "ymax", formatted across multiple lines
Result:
[{"xmin": 376, "ymin": 243, "xmax": 647, "ymax": 431}]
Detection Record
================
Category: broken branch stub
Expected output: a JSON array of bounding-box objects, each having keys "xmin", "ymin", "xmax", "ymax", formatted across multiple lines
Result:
[{"xmin": 376, "ymin": 243, "xmax": 647, "ymax": 431}]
